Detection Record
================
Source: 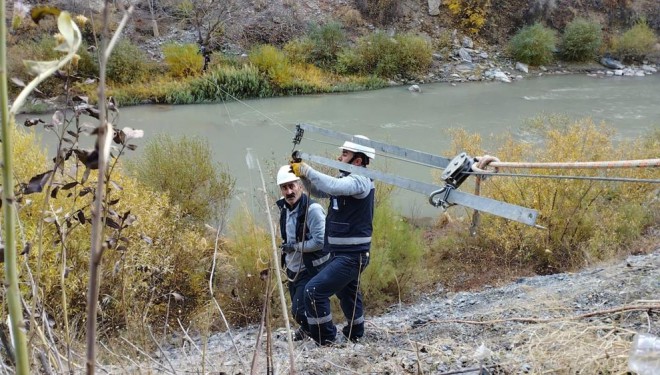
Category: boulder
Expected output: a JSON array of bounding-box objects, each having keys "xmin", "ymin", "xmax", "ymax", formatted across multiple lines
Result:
[
  {"xmin": 457, "ymin": 48, "xmax": 472, "ymax": 63},
  {"xmin": 515, "ymin": 62, "xmax": 529, "ymax": 73},
  {"xmin": 600, "ymin": 56, "xmax": 625, "ymax": 70}
]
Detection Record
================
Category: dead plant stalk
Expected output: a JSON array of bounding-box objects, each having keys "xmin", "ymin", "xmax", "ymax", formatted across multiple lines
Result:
[
  {"xmin": 86, "ymin": 4, "xmax": 134, "ymax": 374},
  {"xmin": 246, "ymin": 152, "xmax": 296, "ymax": 374}
]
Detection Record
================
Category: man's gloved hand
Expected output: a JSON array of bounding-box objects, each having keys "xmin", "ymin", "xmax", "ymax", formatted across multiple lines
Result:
[
  {"xmin": 289, "ymin": 161, "xmax": 307, "ymax": 178},
  {"xmin": 281, "ymin": 243, "xmax": 296, "ymax": 254}
]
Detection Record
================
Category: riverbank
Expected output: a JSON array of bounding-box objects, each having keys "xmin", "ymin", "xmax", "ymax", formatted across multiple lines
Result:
[{"xmin": 14, "ymin": 0, "xmax": 660, "ymax": 114}]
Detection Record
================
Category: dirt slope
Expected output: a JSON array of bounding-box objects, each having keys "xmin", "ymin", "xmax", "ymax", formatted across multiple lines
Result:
[{"xmin": 103, "ymin": 249, "xmax": 659, "ymax": 374}]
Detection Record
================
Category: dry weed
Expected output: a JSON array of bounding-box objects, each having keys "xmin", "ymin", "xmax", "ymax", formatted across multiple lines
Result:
[{"xmin": 511, "ymin": 321, "xmax": 634, "ymax": 373}]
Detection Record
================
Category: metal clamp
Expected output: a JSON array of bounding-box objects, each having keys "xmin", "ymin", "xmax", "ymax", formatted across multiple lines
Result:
[
  {"xmin": 292, "ymin": 125, "xmax": 304, "ymax": 147},
  {"xmin": 429, "ymin": 185, "xmax": 455, "ymax": 209}
]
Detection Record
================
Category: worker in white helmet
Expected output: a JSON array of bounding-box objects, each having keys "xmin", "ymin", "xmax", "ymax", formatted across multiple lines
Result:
[
  {"xmin": 275, "ymin": 165, "xmax": 328, "ymax": 341},
  {"xmin": 290, "ymin": 135, "xmax": 376, "ymax": 346}
]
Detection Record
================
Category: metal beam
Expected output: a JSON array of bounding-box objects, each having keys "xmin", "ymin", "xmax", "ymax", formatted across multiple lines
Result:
[
  {"xmin": 297, "ymin": 152, "xmax": 538, "ymax": 226},
  {"xmin": 298, "ymin": 123, "xmax": 452, "ymax": 169}
]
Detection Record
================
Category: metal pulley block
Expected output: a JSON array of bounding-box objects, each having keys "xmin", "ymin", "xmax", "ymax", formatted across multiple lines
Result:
[{"xmin": 441, "ymin": 152, "xmax": 475, "ymax": 188}]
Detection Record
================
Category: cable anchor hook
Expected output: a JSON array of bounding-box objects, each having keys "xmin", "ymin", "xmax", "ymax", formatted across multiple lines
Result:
[{"xmin": 429, "ymin": 185, "xmax": 456, "ymax": 209}]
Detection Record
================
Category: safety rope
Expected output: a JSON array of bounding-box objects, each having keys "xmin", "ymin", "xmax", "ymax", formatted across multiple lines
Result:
[
  {"xmin": 467, "ymin": 171, "xmax": 660, "ymax": 183},
  {"xmin": 473, "ymin": 156, "xmax": 660, "ymax": 171},
  {"xmin": 471, "ymin": 155, "xmax": 660, "ymax": 183}
]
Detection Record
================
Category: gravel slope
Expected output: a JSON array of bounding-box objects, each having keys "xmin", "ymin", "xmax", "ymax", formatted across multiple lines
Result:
[{"xmin": 104, "ymin": 248, "xmax": 659, "ymax": 374}]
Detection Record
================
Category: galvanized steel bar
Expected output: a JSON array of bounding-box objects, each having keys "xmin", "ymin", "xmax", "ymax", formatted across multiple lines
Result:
[
  {"xmin": 298, "ymin": 123, "xmax": 452, "ymax": 169},
  {"xmin": 297, "ymin": 152, "xmax": 538, "ymax": 226}
]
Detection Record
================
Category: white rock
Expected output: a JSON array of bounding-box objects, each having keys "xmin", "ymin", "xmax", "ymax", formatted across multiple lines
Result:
[
  {"xmin": 515, "ymin": 62, "xmax": 529, "ymax": 73},
  {"xmin": 642, "ymin": 65, "xmax": 658, "ymax": 73},
  {"xmin": 427, "ymin": 0, "xmax": 441, "ymax": 16}
]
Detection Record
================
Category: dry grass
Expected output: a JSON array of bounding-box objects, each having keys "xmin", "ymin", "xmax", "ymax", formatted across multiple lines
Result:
[{"xmin": 510, "ymin": 321, "xmax": 634, "ymax": 373}]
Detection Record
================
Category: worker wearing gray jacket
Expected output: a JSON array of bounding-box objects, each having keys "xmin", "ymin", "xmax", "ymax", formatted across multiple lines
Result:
[
  {"xmin": 276, "ymin": 165, "xmax": 328, "ymax": 341},
  {"xmin": 290, "ymin": 136, "xmax": 376, "ymax": 346}
]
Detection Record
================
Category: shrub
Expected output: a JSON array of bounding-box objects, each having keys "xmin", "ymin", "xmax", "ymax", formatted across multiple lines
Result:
[
  {"xmin": 248, "ymin": 44, "xmax": 335, "ymax": 93},
  {"xmin": 75, "ymin": 43, "xmax": 100, "ymax": 79},
  {"xmin": 561, "ymin": 18, "xmax": 603, "ymax": 61},
  {"xmin": 355, "ymin": 31, "xmax": 399, "ymax": 76},
  {"xmin": 308, "ymin": 22, "xmax": 347, "ymax": 69},
  {"xmin": 7, "ymin": 126, "xmax": 219, "ymax": 339},
  {"xmin": 340, "ymin": 7, "xmax": 364, "ymax": 28},
  {"xmin": 102, "ymin": 65, "xmax": 273, "ymax": 105},
  {"xmin": 283, "ymin": 37, "xmax": 315, "ymax": 65},
  {"xmin": 99, "ymin": 77, "xmax": 188, "ymax": 105},
  {"xmin": 355, "ymin": 0, "xmax": 400, "ymax": 25},
  {"xmin": 508, "ymin": 22, "xmax": 558, "ymax": 66},
  {"xmin": 395, "ymin": 33, "xmax": 434, "ymax": 76},
  {"xmin": 215, "ymin": 207, "xmax": 274, "ymax": 325},
  {"xmin": 336, "ymin": 49, "xmax": 363, "ymax": 75},
  {"xmin": 337, "ymin": 31, "xmax": 432, "ymax": 78},
  {"xmin": 163, "ymin": 43, "xmax": 204, "ymax": 78},
  {"xmin": 278, "ymin": 64, "xmax": 332, "ymax": 94},
  {"xmin": 249, "ymin": 44, "xmax": 293, "ymax": 88},
  {"xmin": 435, "ymin": 29, "xmax": 453, "ymax": 52},
  {"xmin": 613, "ymin": 19, "xmax": 657, "ymax": 62},
  {"xmin": 7, "ymin": 36, "xmax": 63, "ymax": 97},
  {"xmin": 127, "ymin": 134, "xmax": 235, "ymax": 225},
  {"xmin": 447, "ymin": 116, "xmax": 660, "ymax": 274},
  {"xmin": 361, "ymin": 196, "xmax": 425, "ymax": 307},
  {"xmin": 444, "ymin": 0, "xmax": 491, "ymax": 34},
  {"xmin": 188, "ymin": 65, "xmax": 274, "ymax": 101},
  {"xmin": 106, "ymin": 39, "xmax": 152, "ymax": 84},
  {"xmin": 332, "ymin": 75, "xmax": 389, "ymax": 91}
]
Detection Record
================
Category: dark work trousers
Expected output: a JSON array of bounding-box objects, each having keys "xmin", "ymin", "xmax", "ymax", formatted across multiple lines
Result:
[
  {"xmin": 287, "ymin": 268, "xmax": 313, "ymax": 334},
  {"xmin": 304, "ymin": 251, "xmax": 370, "ymax": 345}
]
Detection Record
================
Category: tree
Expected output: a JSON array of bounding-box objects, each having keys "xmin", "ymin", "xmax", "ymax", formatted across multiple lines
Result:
[
  {"xmin": 170, "ymin": 0, "xmax": 238, "ymax": 50},
  {"xmin": 147, "ymin": 0, "xmax": 160, "ymax": 37}
]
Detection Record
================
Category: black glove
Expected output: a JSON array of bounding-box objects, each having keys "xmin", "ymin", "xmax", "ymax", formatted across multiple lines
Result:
[{"xmin": 281, "ymin": 243, "xmax": 296, "ymax": 254}]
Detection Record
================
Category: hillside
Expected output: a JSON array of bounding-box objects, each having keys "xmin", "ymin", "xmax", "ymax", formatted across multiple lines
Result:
[
  {"xmin": 121, "ymin": 0, "xmax": 660, "ymax": 62},
  {"xmin": 103, "ymin": 249, "xmax": 660, "ymax": 374},
  {"xmin": 6, "ymin": 2, "xmax": 659, "ymax": 374}
]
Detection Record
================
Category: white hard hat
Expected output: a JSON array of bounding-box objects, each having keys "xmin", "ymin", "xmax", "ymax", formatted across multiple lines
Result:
[
  {"xmin": 339, "ymin": 135, "xmax": 376, "ymax": 160},
  {"xmin": 277, "ymin": 165, "xmax": 299, "ymax": 185}
]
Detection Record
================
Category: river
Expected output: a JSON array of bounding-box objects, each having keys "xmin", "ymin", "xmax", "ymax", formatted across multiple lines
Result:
[{"xmin": 23, "ymin": 74, "xmax": 660, "ymax": 220}]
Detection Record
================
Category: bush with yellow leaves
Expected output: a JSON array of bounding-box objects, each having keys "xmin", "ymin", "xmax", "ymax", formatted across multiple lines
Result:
[
  {"xmin": 444, "ymin": 0, "xmax": 491, "ymax": 34},
  {"xmin": 5, "ymin": 125, "xmax": 228, "ymax": 341},
  {"xmin": 433, "ymin": 116, "xmax": 660, "ymax": 278}
]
